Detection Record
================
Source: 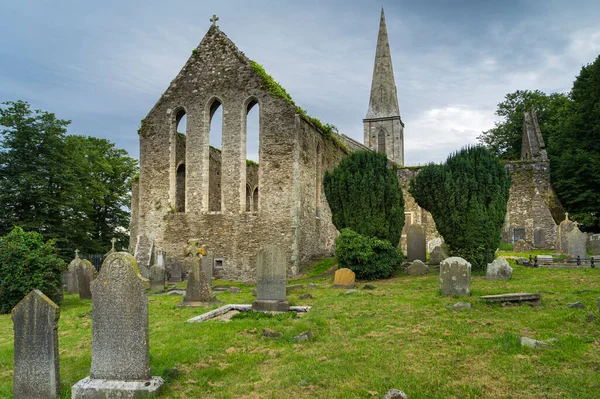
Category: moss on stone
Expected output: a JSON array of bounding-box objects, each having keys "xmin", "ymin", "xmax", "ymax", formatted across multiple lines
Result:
[{"xmin": 245, "ymin": 159, "xmax": 258, "ymax": 167}]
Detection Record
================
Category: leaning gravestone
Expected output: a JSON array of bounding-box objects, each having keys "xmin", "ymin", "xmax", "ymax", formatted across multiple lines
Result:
[
  {"xmin": 333, "ymin": 268, "xmax": 356, "ymax": 288},
  {"xmin": 440, "ymin": 257, "xmax": 471, "ymax": 297},
  {"xmin": 252, "ymin": 246, "xmax": 290, "ymax": 312},
  {"xmin": 486, "ymin": 258, "xmax": 513, "ymax": 281},
  {"xmin": 149, "ymin": 264, "xmax": 166, "ymax": 292},
  {"xmin": 67, "ymin": 251, "xmax": 83, "ymax": 294},
  {"xmin": 12, "ymin": 290, "xmax": 60, "ymax": 399},
  {"xmin": 407, "ymin": 260, "xmax": 428, "ymax": 276},
  {"xmin": 71, "ymin": 252, "xmax": 164, "ymax": 397},
  {"xmin": 169, "ymin": 263, "xmax": 182, "ymax": 283},
  {"xmin": 533, "ymin": 228, "xmax": 546, "ymax": 248},
  {"xmin": 77, "ymin": 260, "xmax": 97, "ymax": 300},
  {"xmin": 407, "ymin": 224, "xmax": 426, "ymax": 262},
  {"xmin": 567, "ymin": 227, "xmax": 588, "ymax": 260}
]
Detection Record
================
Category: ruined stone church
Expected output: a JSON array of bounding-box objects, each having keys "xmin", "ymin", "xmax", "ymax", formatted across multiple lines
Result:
[{"xmin": 130, "ymin": 9, "xmax": 563, "ymax": 279}]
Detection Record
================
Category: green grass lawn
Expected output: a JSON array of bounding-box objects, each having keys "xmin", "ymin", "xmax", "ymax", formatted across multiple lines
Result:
[{"xmin": 1, "ymin": 257, "xmax": 599, "ymax": 398}]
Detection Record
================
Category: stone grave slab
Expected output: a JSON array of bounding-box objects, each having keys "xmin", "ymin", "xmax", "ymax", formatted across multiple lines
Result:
[
  {"xmin": 12, "ymin": 289, "xmax": 60, "ymax": 399},
  {"xmin": 556, "ymin": 216, "xmax": 575, "ymax": 253},
  {"xmin": 481, "ymin": 292, "xmax": 541, "ymax": 306},
  {"xmin": 533, "ymin": 228, "xmax": 546, "ymax": 248},
  {"xmin": 590, "ymin": 234, "xmax": 600, "ymax": 256},
  {"xmin": 252, "ymin": 246, "xmax": 289, "ymax": 312},
  {"xmin": 333, "ymin": 268, "xmax": 356, "ymax": 288},
  {"xmin": 201, "ymin": 253, "xmax": 213, "ymax": 287},
  {"xmin": 178, "ymin": 241, "xmax": 218, "ymax": 307},
  {"xmin": 429, "ymin": 245, "xmax": 449, "ymax": 265},
  {"xmin": 407, "ymin": 224, "xmax": 426, "ymax": 262},
  {"xmin": 536, "ymin": 255, "xmax": 553, "ymax": 265},
  {"xmin": 71, "ymin": 252, "xmax": 164, "ymax": 398},
  {"xmin": 149, "ymin": 264, "xmax": 166, "ymax": 292},
  {"xmin": 440, "ymin": 257, "xmax": 471, "ymax": 297}
]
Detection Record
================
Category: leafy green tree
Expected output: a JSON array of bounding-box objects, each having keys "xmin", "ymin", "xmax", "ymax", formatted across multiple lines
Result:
[
  {"xmin": 409, "ymin": 146, "xmax": 511, "ymax": 271},
  {"xmin": 0, "ymin": 101, "xmax": 138, "ymax": 256},
  {"xmin": 323, "ymin": 151, "xmax": 404, "ymax": 246},
  {"xmin": 0, "ymin": 226, "xmax": 65, "ymax": 313},
  {"xmin": 478, "ymin": 90, "xmax": 570, "ymax": 159},
  {"xmin": 548, "ymin": 55, "xmax": 600, "ymax": 232}
]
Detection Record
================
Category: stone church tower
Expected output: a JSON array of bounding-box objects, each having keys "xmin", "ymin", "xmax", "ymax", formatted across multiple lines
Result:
[{"xmin": 364, "ymin": 8, "xmax": 404, "ymax": 165}]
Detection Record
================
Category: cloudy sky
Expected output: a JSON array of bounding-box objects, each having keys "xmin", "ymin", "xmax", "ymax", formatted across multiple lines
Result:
[{"xmin": 2, "ymin": 0, "xmax": 600, "ymax": 165}]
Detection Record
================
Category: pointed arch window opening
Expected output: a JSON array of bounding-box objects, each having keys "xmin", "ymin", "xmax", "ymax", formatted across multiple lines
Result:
[
  {"xmin": 208, "ymin": 99, "xmax": 223, "ymax": 212},
  {"xmin": 175, "ymin": 163, "xmax": 186, "ymax": 212},
  {"xmin": 378, "ymin": 129, "xmax": 386, "ymax": 154},
  {"xmin": 245, "ymin": 98, "xmax": 260, "ymax": 212}
]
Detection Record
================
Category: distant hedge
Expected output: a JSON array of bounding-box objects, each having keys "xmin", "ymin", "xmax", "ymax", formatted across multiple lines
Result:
[
  {"xmin": 409, "ymin": 146, "xmax": 511, "ymax": 271},
  {"xmin": 0, "ymin": 226, "xmax": 65, "ymax": 313}
]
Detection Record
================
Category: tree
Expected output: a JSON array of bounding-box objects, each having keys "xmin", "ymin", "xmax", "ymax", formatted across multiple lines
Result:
[
  {"xmin": 409, "ymin": 146, "xmax": 511, "ymax": 271},
  {"xmin": 323, "ymin": 151, "xmax": 404, "ymax": 246},
  {"xmin": 477, "ymin": 90, "xmax": 570, "ymax": 159},
  {"xmin": 0, "ymin": 226, "xmax": 65, "ymax": 313},
  {"xmin": 0, "ymin": 101, "xmax": 138, "ymax": 256},
  {"xmin": 548, "ymin": 55, "xmax": 600, "ymax": 232}
]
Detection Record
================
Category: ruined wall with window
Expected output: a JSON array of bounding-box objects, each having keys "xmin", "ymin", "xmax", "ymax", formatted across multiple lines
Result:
[{"xmin": 131, "ymin": 25, "xmax": 346, "ymax": 280}]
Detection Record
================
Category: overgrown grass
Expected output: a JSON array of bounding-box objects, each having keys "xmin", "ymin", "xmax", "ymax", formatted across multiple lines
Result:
[
  {"xmin": 1, "ymin": 256, "xmax": 599, "ymax": 398},
  {"xmin": 306, "ymin": 258, "xmax": 337, "ymax": 278}
]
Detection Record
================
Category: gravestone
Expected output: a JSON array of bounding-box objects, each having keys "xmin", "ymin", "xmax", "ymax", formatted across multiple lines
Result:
[
  {"xmin": 72, "ymin": 252, "xmax": 164, "ymax": 397},
  {"xmin": 252, "ymin": 246, "xmax": 289, "ymax": 312},
  {"xmin": 201, "ymin": 252, "xmax": 214, "ymax": 287},
  {"xmin": 567, "ymin": 227, "xmax": 587, "ymax": 260},
  {"xmin": 67, "ymin": 251, "xmax": 83, "ymax": 294},
  {"xmin": 407, "ymin": 224, "xmax": 426, "ymax": 262},
  {"xmin": 149, "ymin": 264, "xmax": 166, "ymax": 292},
  {"xmin": 77, "ymin": 260, "xmax": 97, "ymax": 300},
  {"xmin": 169, "ymin": 263, "xmax": 182, "ymax": 283},
  {"xmin": 427, "ymin": 237, "xmax": 444, "ymax": 253},
  {"xmin": 12, "ymin": 289, "xmax": 60, "ymax": 399},
  {"xmin": 178, "ymin": 240, "xmax": 217, "ymax": 306},
  {"xmin": 407, "ymin": 260, "xmax": 428, "ymax": 276},
  {"xmin": 513, "ymin": 227, "xmax": 526, "ymax": 243},
  {"xmin": 440, "ymin": 257, "xmax": 471, "ymax": 297},
  {"xmin": 485, "ymin": 258, "xmax": 513, "ymax": 281},
  {"xmin": 333, "ymin": 268, "xmax": 356, "ymax": 288},
  {"xmin": 556, "ymin": 214, "xmax": 575, "ymax": 253},
  {"xmin": 513, "ymin": 239, "xmax": 531, "ymax": 253},
  {"xmin": 429, "ymin": 245, "xmax": 449, "ymax": 265},
  {"xmin": 156, "ymin": 251, "xmax": 166, "ymax": 268},
  {"xmin": 533, "ymin": 228, "xmax": 546, "ymax": 248},
  {"xmin": 590, "ymin": 234, "xmax": 600, "ymax": 256}
]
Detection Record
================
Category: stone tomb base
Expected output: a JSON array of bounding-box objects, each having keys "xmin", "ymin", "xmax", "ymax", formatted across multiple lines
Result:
[
  {"xmin": 187, "ymin": 304, "xmax": 311, "ymax": 323},
  {"xmin": 251, "ymin": 300, "xmax": 290, "ymax": 312},
  {"xmin": 72, "ymin": 376, "xmax": 165, "ymax": 398}
]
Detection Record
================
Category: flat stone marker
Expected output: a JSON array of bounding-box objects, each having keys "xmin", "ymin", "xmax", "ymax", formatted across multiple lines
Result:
[
  {"xmin": 440, "ymin": 257, "xmax": 471, "ymax": 297},
  {"xmin": 485, "ymin": 258, "xmax": 513, "ymax": 281},
  {"xmin": 77, "ymin": 259, "xmax": 97, "ymax": 300},
  {"xmin": 567, "ymin": 227, "xmax": 587, "ymax": 260},
  {"xmin": 72, "ymin": 252, "xmax": 164, "ymax": 398},
  {"xmin": 178, "ymin": 240, "xmax": 217, "ymax": 306},
  {"xmin": 149, "ymin": 264, "xmax": 166, "ymax": 292},
  {"xmin": 407, "ymin": 224, "xmax": 426, "ymax": 262},
  {"xmin": 536, "ymin": 255, "xmax": 553, "ymax": 265},
  {"xmin": 169, "ymin": 263, "xmax": 182, "ymax": 283},
  {"xmin": 252, "ymin": 246, "xmax": 290, "ymax": 312},
  {"xmin": 333, "ymin": 268, "xmax": 356, "ymax": 288},
  {"xmin": 407, "ymin": 260, "xmax": 428, "ymax": 276},
  {"xmin": 481, "ymin": 292, "xmax": 541, "ymax": 306},
  {"xmin": 12, "ymin": 289, "xmax": 60, "ymax": 399}
]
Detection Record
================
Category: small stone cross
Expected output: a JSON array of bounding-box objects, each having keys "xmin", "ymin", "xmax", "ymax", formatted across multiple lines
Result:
[
  {"xmin": 184, "ymin": 239, "xmax": 206, "ymax": 259},
  {"xmin": 210, "ymin": 14, "xmax": 219, "ymax": 27},
  {"xmin": 75, "ymin": 249, "xmax": 80, "ymax": 259},
  {"xmin": 110, "ymin": 238, "xmax": 116, "ymax": 251}
]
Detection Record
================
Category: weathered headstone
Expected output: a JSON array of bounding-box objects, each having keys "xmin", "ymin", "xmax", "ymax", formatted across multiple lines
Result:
[
  {"xmin": 252, "ymin": 246, "xmax": 289, "ymax": 312},
  {"xmin": 567, "ymin": 227, "xmax": 588, "ymax": 260},
  {"xmin": 156, "ymin": 251, "xmax": 166, "ymax": 268},
  {"xmin": 440, "ymin": 257, "xmax": 471, "ymax": 297},
  {"xmin": 513, "ymin": 239, "xmax": 531, "ymax": 253},
  {"xmin": 556, "ymin": 214, "xmax": 575, "ymax": 253},
  {"xmin": 533, "ymin": 228, "xmax": 546, "ymax": 248},
  {"xmin": 429, "ymin": 245, "xmax": 449, "ymax": 265},
  {"xmin": 589, "ymin": 234, "xmax": 600, "ymax": 256},
  {"xmin": 72, "ymin": 252, "xmax": 164, "ymax": 397},
  {"xmin": 169, "ymin": 263, "xmax": 182, "ymax": 283},
  {"xmin": 485, "ymin": 258, "xmax": 513, "ymax": 281},
  {"xmin": 407, "ymin": 224, "xmax": 426, "ymax": 262},
  {"xmin": 67, "ymin": 250, "xmax": 82, "ymax": 294},
  {"xmin": 77, "ymin": 260, "xmax": 97, "ymax": 300},
  {"xmin": 333, "ymin": 268, "xmax": 356, "ymax": 288},
  {"xmin": 12, "ymin": 290, "xmax": 60, "ymax": 399},
  {"xmin": 201, "ymin": 252, "xmax": 214, "ymax": 287},
  {"xmin": 427, "ymin": 237, "xmax": 444, "ymax": 254},
  {"xmin": 407, "ymin": 260, "xmax": 428, "ymax": 276},
  {"xmin": 149, "ymin": 264, "xmax": 166, "ymax": 292},
  {"xmin": 178, "ymin": 240, "xmax": 217, "ymax": 306}
]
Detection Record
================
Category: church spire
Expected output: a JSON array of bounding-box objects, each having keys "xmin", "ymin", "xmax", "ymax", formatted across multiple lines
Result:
[{"xmin": 365, "ymin": 7, "xmax": 400, "ymax": 119}]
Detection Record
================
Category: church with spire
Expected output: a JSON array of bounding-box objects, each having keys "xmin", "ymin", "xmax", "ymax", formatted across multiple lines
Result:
[{"xmin": 363, "ymin": 8, "xmax": 405, "ymax": 166}]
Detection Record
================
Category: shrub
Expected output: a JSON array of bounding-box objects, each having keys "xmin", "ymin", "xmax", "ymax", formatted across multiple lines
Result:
[
  {"xmin": 0, "ymin": 226, "xmax": 65, "ymax": 313},
  {"xmin": 409, "ymin": 146, "xmax": 511, "ymax": 271},
  {"xmin": 335, "ymin": 229, "xmax": 403, "ymax": 280},
  {"xmin": 324, "ymin": 151, "xmax": 405, "ymax": 246}
]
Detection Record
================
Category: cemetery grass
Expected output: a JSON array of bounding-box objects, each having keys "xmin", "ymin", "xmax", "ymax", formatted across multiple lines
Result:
[{"xmin": 0, "ymin": 259, "xmax": 599, "ymax": 398}]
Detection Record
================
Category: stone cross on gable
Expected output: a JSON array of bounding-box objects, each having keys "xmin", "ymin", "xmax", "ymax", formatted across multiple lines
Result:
[
  {"xmin": 210, "ymin": 14, "xmax": 219, "ymax": 27},
  {"xmin": 75, "ymin": 249, "xmax": 80, "ymax": 258},
  {"xmin": 110, "ymin": 238, "xmax": 116, "ymax": 250}
]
